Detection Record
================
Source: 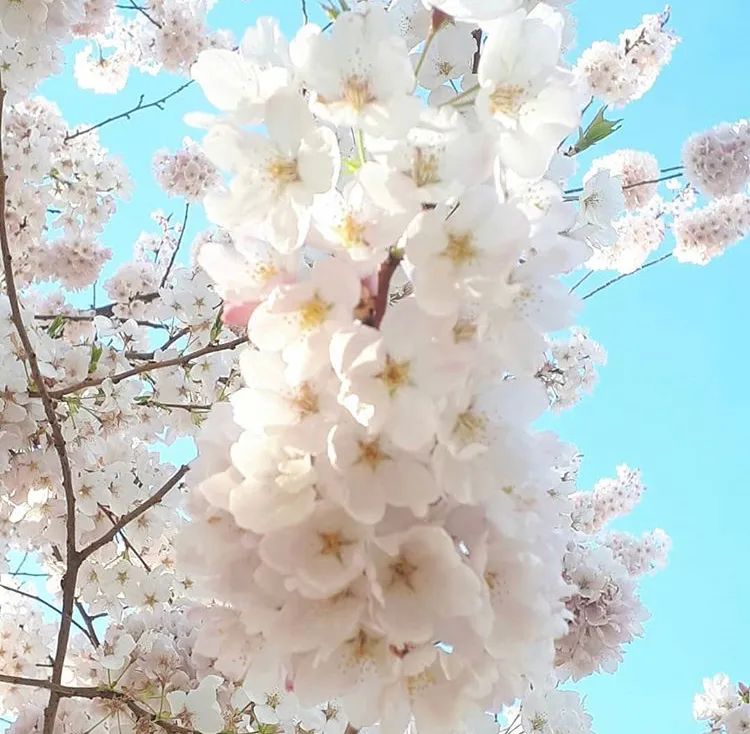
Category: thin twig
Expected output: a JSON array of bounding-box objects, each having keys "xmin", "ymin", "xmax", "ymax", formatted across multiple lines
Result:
[
  {"xmin": 582, "ymin": 253, "xmax": 673, "ymax": 300},
  {"xmin": 143, "ymin": 401, "xmax": 213, "ymax": 412},
  {"xmin": 569, "ymin": 269, "xmax": 594, "ymax": 294},
  {"xmin": 159, "ymin": 203, "xmax": 190, "ymax": 288},
  {"xmin": 0, "ymin": 78, "xmax": 80, "ymax": 734},
  {"xmin": 99, "ymin": 505, "xmax": 152, "ymax": 572},
  {"xmin": 64, "ymin": 81, "xmax": 194, "ymax": 142},
  {"xmin": 125, "ymin": 325, "xmax": 190, "ymax": 360},
  {"xmin": 42, "ymin": 336, "xmax": 246, "ymax": 400},
  {"xmin": 302, "ymin": 0, "xmax": 309, "ymax": 23},
  {"xmin": 0, "ymin": 584, "xmax": 91, "ymax": 640},
  {"xmin": 34, "ymin": 314, "xmax": 169, "ymax": 330},
  {"xmin": 471, "ymin": 29, "xmax": 482, "ymax": 74},
  {"xmin": 365, "ymin": 251, "xmax": 403, "ymax": 329},
  {"xmin": 122, "ymin": 0, "xmax": 162, "ymax": 28},
  {"xmin": 0, "ymin": 674, "xmax": 194, "ymax": 734},
  {"xmin": 75, "ymin": 601, "xmax": 101, "ymax": 647},
  {"xmin": 79, "ymin": 465, "xmax": 190, "ymax": 562},
  {"xmin": 564, "ymin": 168, "xmax": 684, "ymax": 196}
]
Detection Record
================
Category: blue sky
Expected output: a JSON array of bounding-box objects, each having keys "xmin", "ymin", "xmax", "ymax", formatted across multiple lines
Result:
[{"xmin": 38, "ymin": 2, "xmax": 750, "ymax": 734}]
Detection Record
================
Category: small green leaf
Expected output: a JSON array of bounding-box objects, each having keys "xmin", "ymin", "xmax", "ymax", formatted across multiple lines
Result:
[
  {"xmin": 319, "ymin": 2, "xmax": 339, "ymax": 20},
  {"xmin": 88, "ymin": 343, "xmax": 104, "ymax": 374},
  {"xmin": 568, "ymin": 106, "xmax": 623, "ymax": 156},
  {"xmin": 47, "ymin": 315, "xmax": 66, "ymax": 338},
  {"xmin": 209, "ymin": 308, "xmax": 224, "ymax": 343},
  {"xmin": 343, "ymin": 157, "xmax": 362, "ymax": 174}
]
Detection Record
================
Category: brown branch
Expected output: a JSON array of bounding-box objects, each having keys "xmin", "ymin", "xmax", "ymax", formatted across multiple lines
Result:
[
  {"xmin": 0, "ymin": 674, "xmax": 194, "ymax": 734},
  {"xmin": 471, "ymin": 29, "xmax": 482, "ymax": 74},
  {"xmin": 75, "ymin": 601, "xmax": 101, "ymax": 647},
  {"xmin": 79, "ymin": 465, "xmax": 190, "ymax": 562},
  {"xmin": 564, "ymin": 168, "xmax": 684, "ymax": 196},
  {"xmin": 582, "ymin": 252, "xmax": 673, "ymax": 301},
  {"xmin": 0, "ymin": 584, "xmax": 92, "ymax": 641},
  {"xmin": 125, "ymin": 326, "xmax": 191, "ymax": 360},
  {"xmin": 93, "ymin": 291, "xmax": 160, "ymax": 318},
  {"xmin": 34, "ymin": 313, "xmax": 169, "ymax": 330},
  {"xmin": 44, "ymin": 336, "xmax": 246, "ymax": 400},
  {"xmin": 120, "ymin": 0, "xmax": 162, "ymax": 28},
  {"xmin": 569, "ymin": 270, "xmax": 594, "ymax": 294},
  {"xmin": 64, "ymin": 81, "xmax": 194, "ymax": 143},
  {"xmin": 98, "ymin": 505, "xmax": 152, "ymax": 572},
  {"xmin": 365, "ymin": 251, "xmax": 403, "ymax": 329},
  {"xmin": 144, "ymin": 401, "xmax": 213, "ymax": 412},
  {"xmin": 160, "ymin": 202, "xmax": 190, "ymax": 288},
  {"xmin": 0, "ymin": 79, "xmax": 80, "ymax": 734}
]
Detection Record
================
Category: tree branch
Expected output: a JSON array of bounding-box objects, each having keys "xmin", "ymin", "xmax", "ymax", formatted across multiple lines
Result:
[
  {"xmin": 365, "ymin": 251, "xmax": 403, "ymax": 329},
  {"xmin": 98, "ymin": 505, "xmax": 152, "ymax": 572},
  {"xmin": 569, "ymin": 270, "xmax": 594, "ymax": 294},
  {"xmin": 43, "ymin": 336, "xmax": 246, "ymax": 400},
  {"xmin": 119, "ymin": 0, "xmax": 163, "ymax": 28},
  {"xmin": 0, "ymin": 79, "xmax": 81, "ymax": 734},
  {"xmin": 0, "ymin": 675, "xmax": 195, "ymax": 734},
  {"xmin": 160, "ymin": 202, "xmax": 190, "ymax": 288},
  {"xmin": 0, "ymin": 584, "xmax": 92, "ymax": 641},
  {"xmin": 564, "ymin": 167, "xmax": 684, "ymax": 196},
  {"xmin": 582, "ymin": 252, "xmax": 673, "ymax": 301},
  {"xmin": 75, "ymin": 601, "xmax": 101, "ymax": 647},
  {"xmin": 79, "ymin": 465, "xmax": 190, "ymax": 562},
  {"xmin": 64, "ymin": 81, "xmax": 194, "ymax": 143}
]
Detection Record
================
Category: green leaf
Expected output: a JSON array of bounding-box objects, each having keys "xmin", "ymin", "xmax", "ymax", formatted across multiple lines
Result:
[
  {"xmin": 88, "ymin": 343, "xmax": 103, "ymax": 374},
  {"xmin": 47, "ymin": 315, "xmax": 66, "ymax": 338},
  {"xmin": 209, "ymin": 308, "xmax": 224, "ymax": 343},
  {"xmin": 319, "ymin": 2, "xmax": 339, "ymax": 20},
  {"xmin": 568, "ymin": 106, "xmax": 623, "ymax": 156},
  {"xmin": 343, "ymin": 157, "xmax": 362, "ymax": 174}
]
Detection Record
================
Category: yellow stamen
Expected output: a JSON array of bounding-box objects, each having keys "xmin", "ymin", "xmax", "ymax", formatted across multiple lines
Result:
[
  {"xmin": 376, "ymin": 355, "xmax": 411, "ymax": 395},
  {"xmin": 443, "ymin": 232, "xmax": 478, "ymax": 266},
  {"xmin": 298, "ymin": 294, "xmax": 332, "ymax": 331}
]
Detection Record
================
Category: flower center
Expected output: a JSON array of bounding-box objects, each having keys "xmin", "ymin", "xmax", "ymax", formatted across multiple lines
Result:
[
  {"xmin": 356, "ymin": 438, "xmax": 389, "ymax": 470},
  {"xmin": 292, "ymin": 382, "xmax": 319, "ymax": 418},
  {"xmin": 265, "ymin": 692, "xmax": 281, "ymax": 709},
  {"xmin": 406, "ymin": 670, "xmax": 436, "ymax": 696},
  {"xmin": 377, "ymin": 355, "xmax": 411, "ymax": 395},
  {"xmin": 412, "ymin": 147, "xmax": 440, "ymax": 188},
  {"xmin": 489, "ymin": 83, "xmax": 527, "ymax": 118},
  {"xmin": 453, "ymin": 317, "xmax": 478, "ymax": 343},
  {"xmin": 298, "ymin": 294, "xmax": 332, "ymax": 331},
  {"xmin": 453, "ymin": 409, "xmax": 487, "ymax": 444},
  {"xmin": 267, "ymin": 158, "xmax": 299, "ymax": 185},
  {"xmin": 437, "ymin": 60, "xmax": 454, "ymax": 77},
  {"xmin": 254, "ymin": 261, "xmax": 279, "ymax": 285},
  {"xmin": 342, "ymin": 75, "xmax": 375, "ymax": 112},
  {"xmin": 318, "ymin": 531, "xmax": 351, "ymax": 561},
  {"xmin": 389, "ymin": 556, "xmax": 418, "ymax": 590},
  {"xmin": 336, "ymin": 213, "xmax": 367, "ymax": 249},
  {"xmin": 443, "ymin": 232, "xmax": 478, "ymax": 266}
]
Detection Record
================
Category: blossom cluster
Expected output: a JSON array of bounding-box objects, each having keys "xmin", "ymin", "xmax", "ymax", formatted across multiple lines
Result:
[
  {"xmin": 536, "ymin": 329, "xmax": 607, "ymax": 411},
  {"xmin": 694, "ymin": 674, "xmax": 750, "ymax": 734},
  {"xmin": 173, "ymin": 5, "xmax": 673, "ymax": 733},
  {"xmin": 0, "ymin": 0, "xmax": 746, "ymax": 733},
  {"xmin": 153, "ymin": 138, "xmax": 220, "ymax": 202},
  {"xmin": 576, "ymin": 8, "xmax": 679, "ymax": 108}
]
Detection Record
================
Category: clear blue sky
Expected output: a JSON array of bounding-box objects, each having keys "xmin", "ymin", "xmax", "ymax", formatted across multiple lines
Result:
[{"xmin": 40, "ymin": 2, "xmax": 750, "ymax": 733}]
